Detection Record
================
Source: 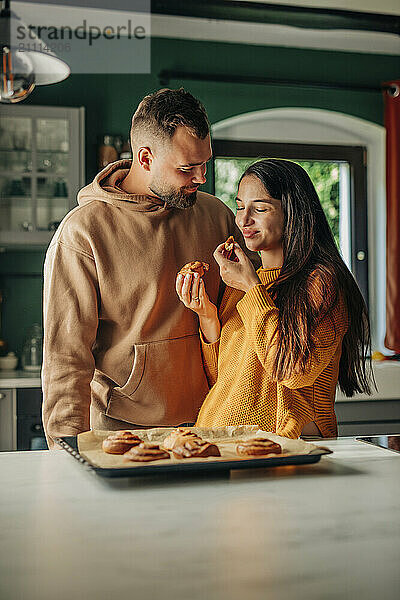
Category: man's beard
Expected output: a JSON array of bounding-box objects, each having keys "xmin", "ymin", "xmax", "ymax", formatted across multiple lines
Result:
[{"xmin": 149, "ymin": 179, "xmax": 197, "ymax": 209}]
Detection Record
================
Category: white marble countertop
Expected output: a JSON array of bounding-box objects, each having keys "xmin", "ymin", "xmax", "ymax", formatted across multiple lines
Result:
[{"xmin": 0, "ymin": 437, "xmax": 399, "ymax": 600}]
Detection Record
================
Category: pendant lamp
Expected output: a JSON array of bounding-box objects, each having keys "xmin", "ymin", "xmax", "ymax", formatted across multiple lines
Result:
[{"xmin": 0, "ymin": 0, "xmax": 70, "ymax": 103}]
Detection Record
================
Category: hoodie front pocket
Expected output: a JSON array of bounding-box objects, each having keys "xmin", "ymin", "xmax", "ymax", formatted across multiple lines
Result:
[
  {"xmin": 113, "ymin": 344, "xmax": 146, "ymax": 397},
  {"xmin": 106, "ymin": 335, "xmax": 209, "ymax": 426}
]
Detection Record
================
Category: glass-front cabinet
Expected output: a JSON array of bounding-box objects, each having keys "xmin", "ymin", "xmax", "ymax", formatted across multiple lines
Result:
[{"xmin": 0, "ymin": 105, "xmax": 84, "ymax": 247}]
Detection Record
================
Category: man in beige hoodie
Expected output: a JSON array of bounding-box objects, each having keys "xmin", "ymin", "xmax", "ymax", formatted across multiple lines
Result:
[{"xmin": 42, "ymin": 88, "xmax": 253, "ymax": 448}]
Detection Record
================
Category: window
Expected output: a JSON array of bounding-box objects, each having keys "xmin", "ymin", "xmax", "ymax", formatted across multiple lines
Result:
[{"xmin": 212, "ymin": 140, "xmax": 368, "ymax": 304}]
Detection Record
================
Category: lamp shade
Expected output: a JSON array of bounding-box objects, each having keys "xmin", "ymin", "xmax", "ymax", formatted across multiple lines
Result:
[
  {"xmin": 9, "ymin": 9, "xmax": 70, "ymax": 84},
  {"xmin": 27, "ymin": 49, "xmax": 70, "ymax": 86},
  {"xmin": 0, "ymin": 4, "xmax": 70, "ymax": 103}
]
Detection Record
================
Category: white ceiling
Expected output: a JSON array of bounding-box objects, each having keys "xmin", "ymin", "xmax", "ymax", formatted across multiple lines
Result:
[
  {"xmin": 234, "ymin": 0, "xmax": 400, "ymax": 16},
  {"xmin": 151, "ymin": 13, "xmax": 400, "ymax": 56},
  {"xmin": 13, "ymin": 1, "xmax": 400, "ymax": 56}
]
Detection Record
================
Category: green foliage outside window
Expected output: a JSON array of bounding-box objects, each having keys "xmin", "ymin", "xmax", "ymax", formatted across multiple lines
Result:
[{"xmin": 214, "ymin": 158, "xmax": 340, "ymax": 247}]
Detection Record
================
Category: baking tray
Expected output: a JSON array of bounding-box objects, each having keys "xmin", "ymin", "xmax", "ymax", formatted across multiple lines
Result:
[{"xmin": 55, "ymin": 428, "xmax": 332, "ymax": 478}]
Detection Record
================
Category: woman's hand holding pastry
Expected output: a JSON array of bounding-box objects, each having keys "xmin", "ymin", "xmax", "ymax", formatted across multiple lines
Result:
[
  {"xmin": 213, "ymin": 243, "xmax": 260, "ymax": 292},
  {"xmin": 176, "ymin": 269, "xmax": 221, "ymax": 343},
  {"xmin": 176, "ymin": 272, "xmax": 216, "ymax": 319}
]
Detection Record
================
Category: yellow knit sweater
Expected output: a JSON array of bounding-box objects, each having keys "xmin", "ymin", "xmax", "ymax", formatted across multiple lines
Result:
[{"xmin": 196, "ymin": 268, "xmax": 348, "ymax": 438}]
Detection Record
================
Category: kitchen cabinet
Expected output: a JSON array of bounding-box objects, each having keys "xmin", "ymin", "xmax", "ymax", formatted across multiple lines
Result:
[
  {"xmin": 0, "ymin": 374, "xmax": 46, "ymax": 451},
  {"xmin": 0, "ymin": 105, "xmax": 85, "ymax": 248},
  {"xmin": 0, "ymin": 388, "xmax": 16, "ymax": 451},
  {"xmin": 16, "ymin": 388, "xmax": 47, "ymax": 450},
  {"xmin": 0, "ymin": 387, "xmax": 47, "ymax": 451}
]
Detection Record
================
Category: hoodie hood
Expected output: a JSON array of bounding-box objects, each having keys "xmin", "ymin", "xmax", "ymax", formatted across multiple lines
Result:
[{"xmin": 77, "ymin": 160, "xmax": 169, "ymax": 212}]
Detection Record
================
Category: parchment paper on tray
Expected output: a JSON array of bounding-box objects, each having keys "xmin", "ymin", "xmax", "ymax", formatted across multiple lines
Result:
[{"xmin": 77, "ymin": 425, "xmax": 330, "ymax": 470}]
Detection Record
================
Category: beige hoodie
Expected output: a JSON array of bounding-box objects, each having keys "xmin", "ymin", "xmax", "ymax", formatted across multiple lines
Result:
[{"xmin": 42, "ymin": 160, "xmax": 245, "ymax": 447}]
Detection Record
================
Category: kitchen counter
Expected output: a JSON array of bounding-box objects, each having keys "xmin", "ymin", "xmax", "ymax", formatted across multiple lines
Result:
[
  {"xmin": 336, "ymin": 361, "xmax": 400, "ymax": 401},
  {"xmin": 0, "ymin": 437, "xmax": 399, "ymax": 600},
  {"xmin": 0, "ymin": 370, "xmax": 41, "ymax": 388},
  {"xmin": 1, "ymin": 361, "xmax": 399, "ymax": 398}
]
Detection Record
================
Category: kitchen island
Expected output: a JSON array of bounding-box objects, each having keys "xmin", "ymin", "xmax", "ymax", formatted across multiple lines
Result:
[{"xmin": 0, "ymin": 437, "xmax": 399, "ymax": 600}]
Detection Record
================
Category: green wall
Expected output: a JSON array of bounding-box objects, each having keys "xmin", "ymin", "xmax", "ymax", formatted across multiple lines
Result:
[
  {"xmin": 0, "ymin": 252, "xmax": 44, "ymax": 359},
  {"xmin": 0, "ymin": 35, "xmax": 398, "ymax": 358},
  {"xmin": 16, "ymin": 37, "xmax": 400, "ymax": 182}
]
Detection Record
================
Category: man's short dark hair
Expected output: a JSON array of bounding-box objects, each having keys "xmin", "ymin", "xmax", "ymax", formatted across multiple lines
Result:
[{"xmin": 131, "ymin": 88, "xmax": 209, "ymax": 148}]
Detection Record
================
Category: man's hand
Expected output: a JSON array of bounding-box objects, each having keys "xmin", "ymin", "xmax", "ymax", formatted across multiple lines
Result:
[{"xmin": 214, "ymin": 243, "xmax": 260, "ymax": 293}]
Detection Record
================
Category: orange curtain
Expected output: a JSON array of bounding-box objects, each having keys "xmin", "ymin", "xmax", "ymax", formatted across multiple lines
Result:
[{"xmin": 384, "ymin": 80, "xmax": 400, "ymax": 352}]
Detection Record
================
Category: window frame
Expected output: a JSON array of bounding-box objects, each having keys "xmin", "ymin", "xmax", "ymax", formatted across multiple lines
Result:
[{"xmin": 211, "ymin": 139, "xmax": 369, "ymax": 305}]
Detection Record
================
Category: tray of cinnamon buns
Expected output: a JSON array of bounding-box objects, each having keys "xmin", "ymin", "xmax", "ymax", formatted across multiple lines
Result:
[{"xmin": 55, "ymin": 425, "xmax": 332, "ymax": 477}]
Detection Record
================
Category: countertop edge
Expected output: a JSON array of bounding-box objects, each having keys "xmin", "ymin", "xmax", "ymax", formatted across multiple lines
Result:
[
  {"xmin": 0, "ymin": 371, "xmax": 41, "ymax": 388},
  {"xmin": 1, "ymin": 362, "xmax": 399, "ymax": 401}
]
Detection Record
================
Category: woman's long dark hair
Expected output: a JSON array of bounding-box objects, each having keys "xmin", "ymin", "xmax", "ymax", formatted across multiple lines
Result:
[{"xmin": 240, "ymin": 159, "xmax": 372, "ymax": 396}]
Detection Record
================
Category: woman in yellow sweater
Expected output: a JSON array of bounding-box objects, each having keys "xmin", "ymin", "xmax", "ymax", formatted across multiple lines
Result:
[{"xmin": 176, "ymin": 159, "xmax": 371, "ymax": 438}]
